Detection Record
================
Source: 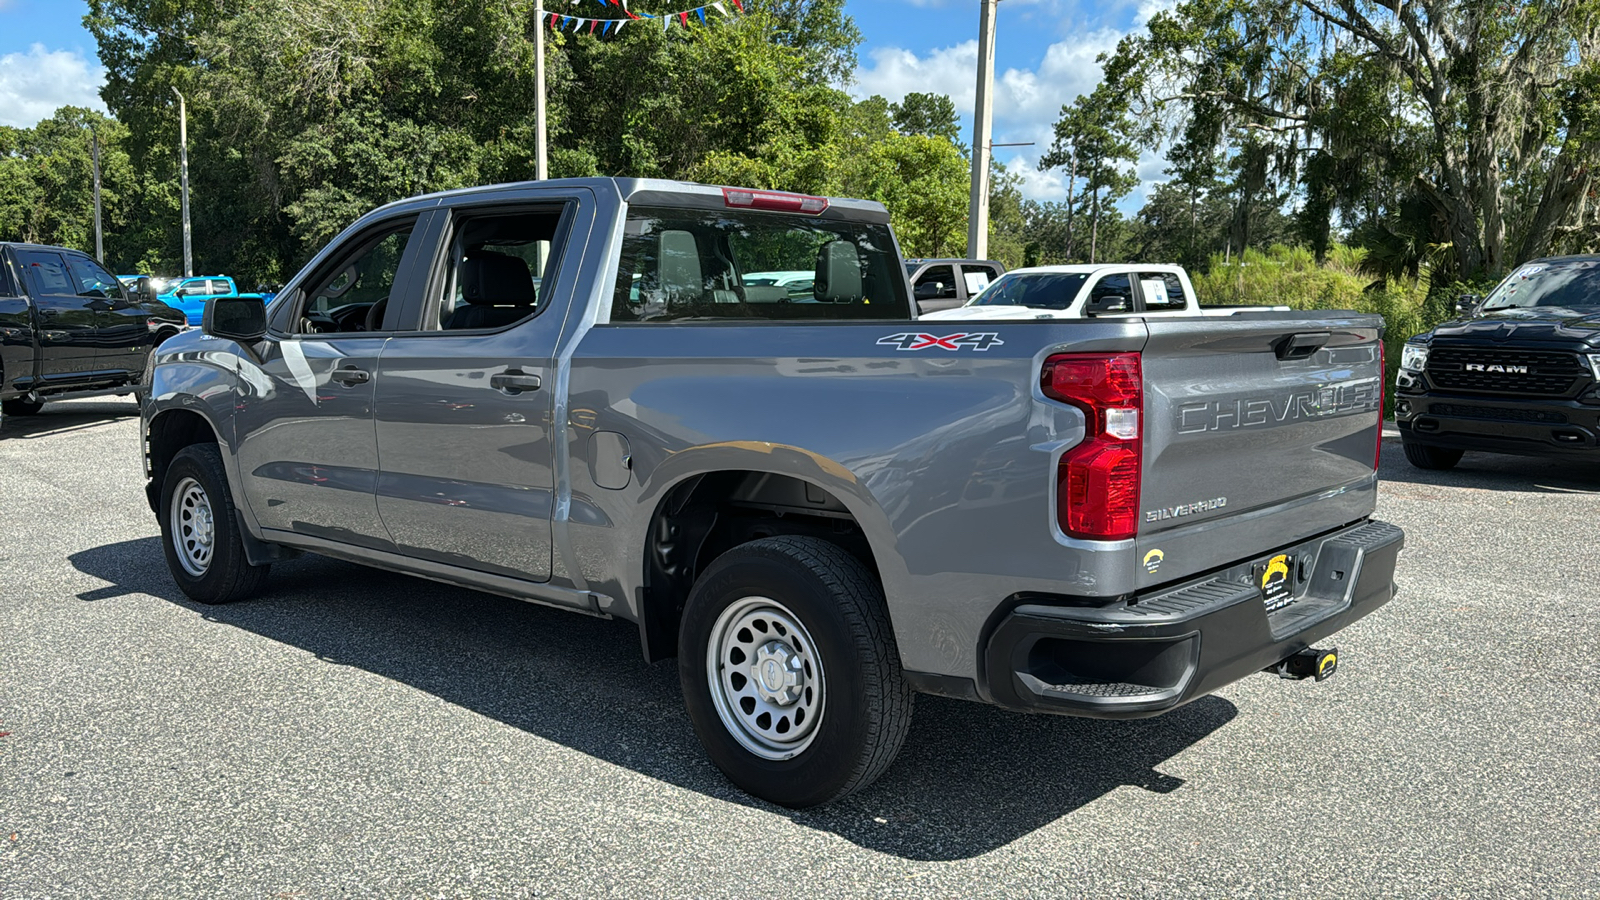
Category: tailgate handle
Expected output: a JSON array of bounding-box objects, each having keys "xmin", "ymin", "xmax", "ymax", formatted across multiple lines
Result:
[{"xmin": 1274, "ymin": 332, "xmax": 1331, "ymax": 361}]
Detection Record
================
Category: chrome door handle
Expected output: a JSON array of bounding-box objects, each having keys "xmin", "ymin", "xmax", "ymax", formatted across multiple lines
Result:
[
  {"xmin": 330, "ymin": 367, "xmax": 370, "ymax": 385},
  {"xmin": 490, "ymin": 371, "xmax": 542, "ymax": 394}
]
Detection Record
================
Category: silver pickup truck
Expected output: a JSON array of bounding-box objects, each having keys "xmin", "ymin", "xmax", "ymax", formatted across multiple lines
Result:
[{"xmin": 141, "ymin": 178, "xmax": 1402, "ymax": 807}]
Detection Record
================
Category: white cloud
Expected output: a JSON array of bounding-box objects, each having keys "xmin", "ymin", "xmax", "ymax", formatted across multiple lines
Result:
[
  {"xmin": 853, "ymin": 28, "xmax": 1138, "ymax": 204},
  {"xmin": 0, "ymin": 44, "xmax": 107, "ymax": 128}
]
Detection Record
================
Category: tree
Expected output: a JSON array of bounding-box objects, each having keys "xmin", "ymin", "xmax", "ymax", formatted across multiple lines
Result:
[
  {"xmin": 888, "ymin": 92, "xmax": 961, "ymax": 146},
  {"xmin": 82, "ymin": 0, "xmax": 874, "ymax": 282},
  {"xmin": 1103, "ymin": 0, "xmax": 1600, "ymax": 279},
  {"xmin": 0, "ymin": 107, "xmax": 169, "ymax": 272},
  {"xmin": 1040, "ymin": 87, "xmax": 1141, "ymax": 263}
]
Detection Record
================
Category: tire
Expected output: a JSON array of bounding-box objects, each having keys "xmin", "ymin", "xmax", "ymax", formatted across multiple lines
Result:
[
  {"xmin": 1402, "ymin": 440, "xmax": 1464, "ymax": 470},
  {"xmin": 679, "ymin": 535, "xmax": 912, "ymax": 807},
  {"xmin": 2, "ymin": 398, "xmax": 44, "ymax": 416},
  {"xmin": 159, "ymin": 443, "xmax": 270, "ymax": 603}
]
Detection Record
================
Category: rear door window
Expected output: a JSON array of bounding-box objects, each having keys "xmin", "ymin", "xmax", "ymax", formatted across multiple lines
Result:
[
  {"xmin": 960, "ymin": 264, "xmax": 998, "ymax": 297},
  {"xmin": 18, "ymin": 251, "xmax": 74, "ymax": 296},
  {"xmin": 1138, "ymin": 272, "xmax": 1187, "ymax": 311},
  {"xmin": 610, "ymin": 207, "xmax": 910, "ymax": 322}
]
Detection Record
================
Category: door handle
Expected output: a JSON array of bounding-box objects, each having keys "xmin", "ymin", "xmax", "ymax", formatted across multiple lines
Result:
[
  {"xmin": 1274, "ymin": 332, "xmax": 1331, "ymax": 361},
  {"xmin": 330, "ymin": 367, "xmax": 370, "ymax": 385},
  {"xmin": 490, "ymin": 370, "xmax": 542, "ymax": 394}
]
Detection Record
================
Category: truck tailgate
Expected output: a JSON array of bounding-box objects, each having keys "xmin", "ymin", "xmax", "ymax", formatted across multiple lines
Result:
[{"xmin": 1136, "ymin": 313, "xmax": 1383, "ymax": 589}]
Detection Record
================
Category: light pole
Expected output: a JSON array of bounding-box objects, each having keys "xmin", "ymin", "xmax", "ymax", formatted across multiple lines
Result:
[
  {"xmin": 966, "ymin": 0, "xmax": 999, "ymax": 261},
  {"xmin": 535, "ymin": 0, "xmax": 548, "ymax": 180},
  {"xmin": 171, "ymin": 86, "xmax": 193, "ymax": 277},
  {"xmin": 91, "ymin": 127, "xmax": 103, "ymax": 261}
]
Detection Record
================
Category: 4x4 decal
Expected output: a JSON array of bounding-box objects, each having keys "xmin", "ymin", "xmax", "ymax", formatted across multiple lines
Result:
[{"xmin": 877, "ymin": 332, "xmax": 1004, "ymax": 351}]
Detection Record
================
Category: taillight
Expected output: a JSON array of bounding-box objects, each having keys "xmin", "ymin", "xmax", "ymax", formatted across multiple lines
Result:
[
  {"xmin": 1374, "ymin": 340, "xmax": 1385, "ymax": 469},
  {"xmin": 721, "ymin": 187, "xmax": 829, "ymax": 215},
  {"xmin": 1042, "ymin": 352, "xmax": 1142, "ymax": 540}
]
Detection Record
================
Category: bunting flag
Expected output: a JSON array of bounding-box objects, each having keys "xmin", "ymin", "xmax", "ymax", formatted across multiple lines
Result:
[{"xmin": 544, "ymin": 0, "xmax": 737, "ymax": 36}]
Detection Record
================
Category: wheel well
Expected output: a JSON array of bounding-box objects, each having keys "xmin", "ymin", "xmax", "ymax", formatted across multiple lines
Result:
[
  {"xmin": 638, "ymin": 471, "xmax": 878, "ymax": 664},
  {"xmin": 145, "ymin": 410, "xmax": 220, "ymax": 512}
]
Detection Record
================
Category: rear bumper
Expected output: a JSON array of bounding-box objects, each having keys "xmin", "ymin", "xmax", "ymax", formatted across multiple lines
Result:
[
  {"xmin": 982, "ymin": 519, "xmax": 1403, "ymax": 718},
  {"xmin": 1394, "ymin": 391, "xmax": 1600, "ymax": 457}
]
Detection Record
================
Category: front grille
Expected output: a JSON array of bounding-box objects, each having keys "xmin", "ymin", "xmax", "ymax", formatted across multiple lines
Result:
[
  {"xmin": 1426, "ymin": 346, "xmax": 1588, "ymax": 397},
  {"xmin": 1427, "ymin": 403, "xmax": 1569, "ymax": 424}
]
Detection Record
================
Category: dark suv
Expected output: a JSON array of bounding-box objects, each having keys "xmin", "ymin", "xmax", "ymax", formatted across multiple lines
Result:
[
  {"xmin": 1, "ymin": 242, "xmax": 187, "ymax": 424},
  {"xmin": 1395, "ymin": 255, "xmax": 1600, "ymax": 468}
]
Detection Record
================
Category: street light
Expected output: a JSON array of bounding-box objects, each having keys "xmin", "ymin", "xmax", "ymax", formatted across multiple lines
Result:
[{"xmin": 171, "ymin": 86, "xmax": 193, "ymax": 278}]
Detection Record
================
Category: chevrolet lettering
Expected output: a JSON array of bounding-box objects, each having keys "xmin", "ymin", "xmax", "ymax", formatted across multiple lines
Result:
[
  {"xmin": 1177, "ymin": 381, "xmax": 1381, "ymax": 434},
  {"xmin": 138, "ymin": 178, "xmax": 1402, "ymax": 809}
]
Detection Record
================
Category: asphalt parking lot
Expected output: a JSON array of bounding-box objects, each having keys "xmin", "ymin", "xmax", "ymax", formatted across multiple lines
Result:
[{"xmin": 3, "ymin": 397, "xmax": 1597, "ymax": 898}]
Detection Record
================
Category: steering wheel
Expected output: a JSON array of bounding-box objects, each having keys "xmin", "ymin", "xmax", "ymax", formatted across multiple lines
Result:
[{"xmin": 364, "ymin": 298, "xmax": 388, "ymax": 332}]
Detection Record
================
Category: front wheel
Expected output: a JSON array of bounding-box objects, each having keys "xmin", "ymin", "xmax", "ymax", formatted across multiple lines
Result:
[
  {"xmin": 1402, "ymin": 440, "xmax": 1464, "ymax": 470},
  {"xmin": 159, "ymin": 443, "xmax": 270, "ymax": 603},
  {"xmin": 679, "ymin": 536, "xmax": 912, "ymax": 807}
]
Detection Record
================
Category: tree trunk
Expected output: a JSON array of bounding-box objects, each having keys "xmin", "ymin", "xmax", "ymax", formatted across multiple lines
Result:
[
  {"xmin": 1517, "ymin": 140, "xmax": 1597, "ymax": 263},
  {"xmin": 1063, "ymin": 149, "xmax": 1078, "ymax": 260},
  {"xmin": 1090, "ymin": 185, "xmax": 1101, "ymax": 263}
]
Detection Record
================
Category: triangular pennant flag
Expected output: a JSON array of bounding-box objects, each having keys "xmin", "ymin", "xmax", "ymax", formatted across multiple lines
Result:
[
  {"xmin": 615, "ymin": 18, "xmax": 626, "ymax": 32},
  {"xmin": 589, "ymin": 17, "xmax": 598, "ymax": 31},
  {"xmin": 696, "ymin": 7, "xmax": 706, "ymax": 23},
  {"xmin": 711, "ymin": 2, "xmax": 727, "ymax": 14},
  {"xmin": 549, "ymin": 12, "xmax": 558, "ymax": 27},
  {"xmin": 730, "ymin": 0, "xmax": 742, "ymax": 9},
  {"xmin": 680, "ymin": 10, "xmax": 689, "ymax": 25},
  {"xmin": 605, "ymin": 18, "xmax": 615, "ymax": 33}
]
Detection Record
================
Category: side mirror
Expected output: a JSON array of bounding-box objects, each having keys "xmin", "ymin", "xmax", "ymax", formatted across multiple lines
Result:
[
  {"xmin": 1085, "ymin": 293, "xmax": 1131, "ymax": 316},
  {"xmin": 913, "ymin": 281, "xmax": 943, "ymax": 299},
  {"xmin": 203, "ymin": 295, "xmax": 267, "ymax": 341},
  {"xmin": 133, "ymin": 276, "xmax": 154, "ymax": 303},
  {"xmin": 1456, "ymin": 293, "xmax": 1481, "ymax": 315}
]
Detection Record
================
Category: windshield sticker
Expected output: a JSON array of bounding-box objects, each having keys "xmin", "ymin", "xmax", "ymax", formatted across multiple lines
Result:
[
  {"xmin": 1515, "ymin": 265, "xmax": 1546, "ymax": 278},
  {"xmin": 877, "ymin": 332, "xmax": 1004, "ymax": 351}
]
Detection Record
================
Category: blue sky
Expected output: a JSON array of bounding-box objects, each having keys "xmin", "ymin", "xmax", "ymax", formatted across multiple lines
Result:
[{"xmin": 0, "ymin": 0, "xmax": 1171, "ymax": 204}]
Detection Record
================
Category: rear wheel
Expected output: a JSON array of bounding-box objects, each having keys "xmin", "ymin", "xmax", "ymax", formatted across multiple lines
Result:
[
  {"xmin": 2, "ymin": 398, "xmax": 44, "ymax": 416},
  {"xmin": 1402, "ymin": 440, "xmax": 1464, "ymax": 470},
  {"xmin": 679, "ymin": 535, "xmax": 911, "ymax": 808},
  {"xmin": 159, "ymin": 443, "xmax": 270, "ymax": 603}
]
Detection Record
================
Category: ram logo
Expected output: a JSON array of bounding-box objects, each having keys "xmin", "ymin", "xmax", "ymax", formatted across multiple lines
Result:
[{"xmin": 1464, "ymin": 363, "xmax": 1529, "ymax": 374}]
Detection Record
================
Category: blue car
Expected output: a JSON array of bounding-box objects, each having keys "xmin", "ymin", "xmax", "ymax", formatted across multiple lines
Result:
[{"xmin": 157, "ymin": 276, "xmax": 241, "ymax": 325}]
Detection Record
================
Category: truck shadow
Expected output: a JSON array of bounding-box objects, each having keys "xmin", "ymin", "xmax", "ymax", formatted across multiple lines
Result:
[
  {"xmin": 0, "ymin": 399, "xmax": 140, "ymax": 440},
  {"xmin": 70, "ymin": 537, "xmax": 1236, "ymax": 861},
  {"xmin": 1378, "ymin": 440, "xmax": 1600, "ymax": 495}
]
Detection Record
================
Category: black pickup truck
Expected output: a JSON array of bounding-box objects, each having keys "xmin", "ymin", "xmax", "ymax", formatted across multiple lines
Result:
[
  {"xmin": 1396, "ymin": 255, "xmax": 1600, "ymax": 469},
  {"xmin": 1, "ymin": 242, "xmax": 186, "ymax": 427}
]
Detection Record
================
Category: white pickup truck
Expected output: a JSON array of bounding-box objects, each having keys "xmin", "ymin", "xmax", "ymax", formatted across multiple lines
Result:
[{"xmin": 921, "ymin": 263, "xmax": 1286, "ymax": 320}]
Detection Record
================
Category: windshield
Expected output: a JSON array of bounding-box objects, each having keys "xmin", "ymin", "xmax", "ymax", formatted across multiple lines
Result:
[
  {"xmin": 1483, "ymin": 260, "xmax": 1600, "ymax": 310},
  {"xmin": 969, "ymin": 272, "xmax": 1089, "ymax": 310}
]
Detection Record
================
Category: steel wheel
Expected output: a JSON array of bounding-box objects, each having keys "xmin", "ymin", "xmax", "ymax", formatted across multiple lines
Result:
[
  {"xmin": 707, "ymin": 595, "xmax": 826, "ymax": 761},
  {"xmin": 170, "ymin": 476, "xmax": 216, "ymax": 577}
]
